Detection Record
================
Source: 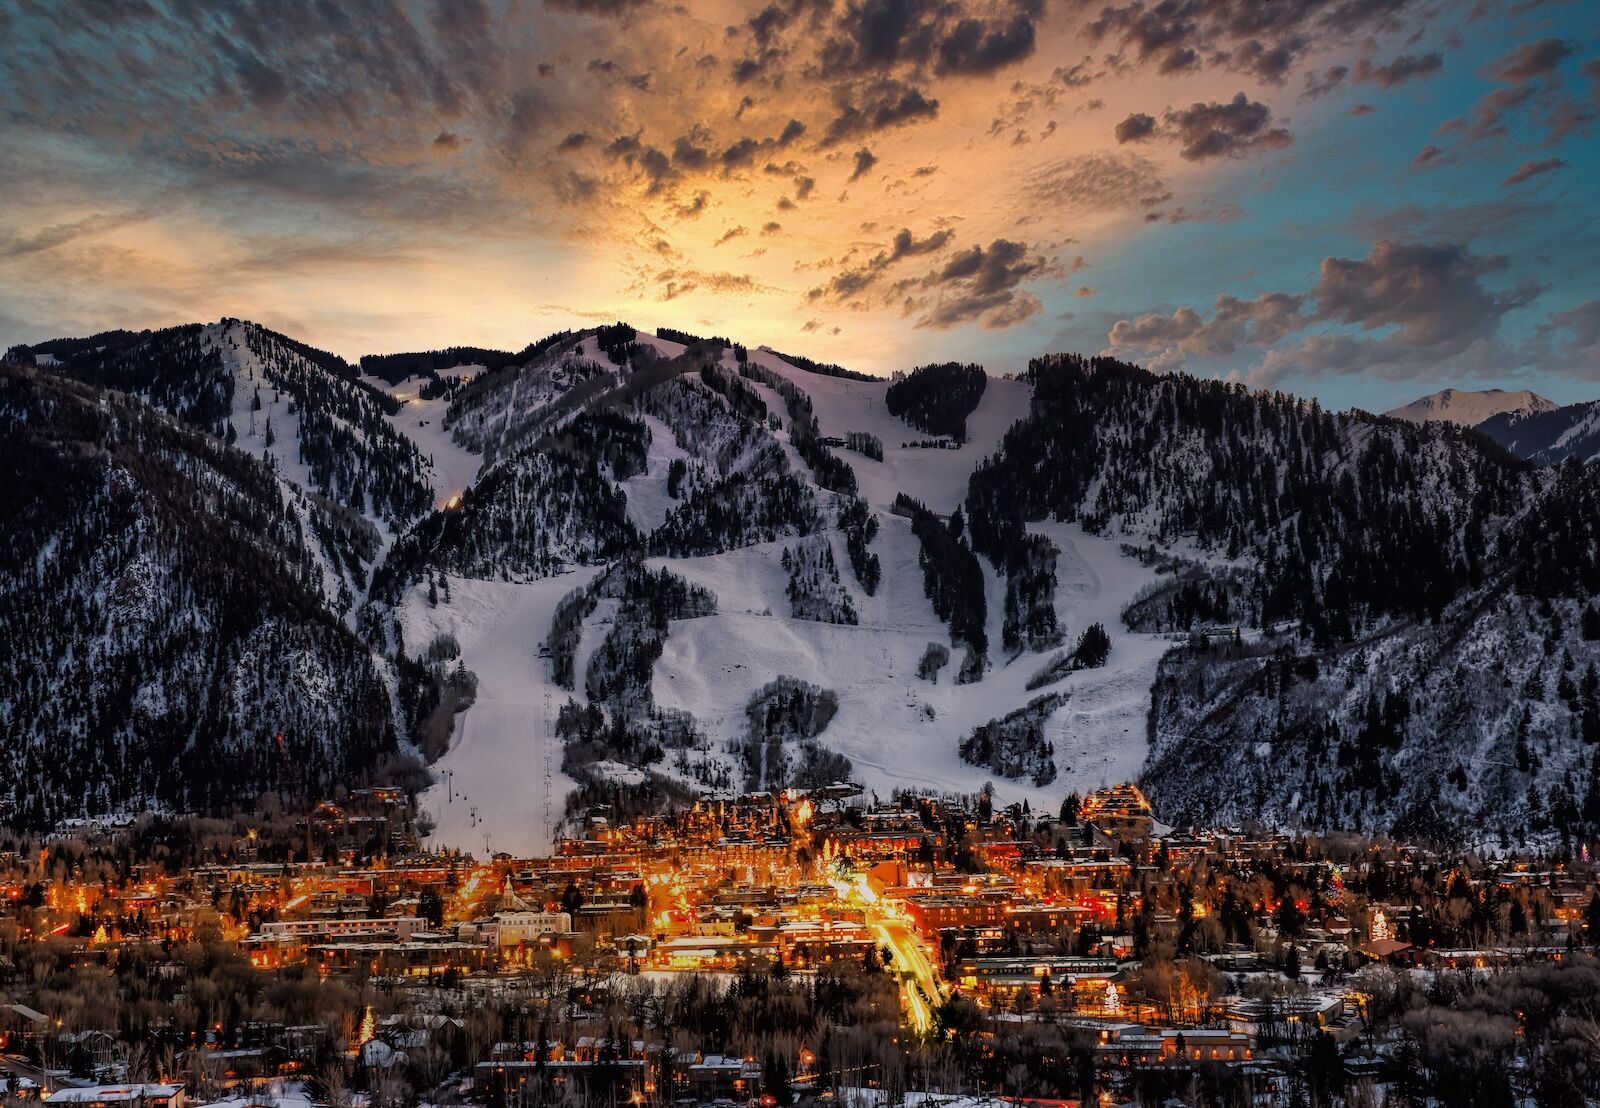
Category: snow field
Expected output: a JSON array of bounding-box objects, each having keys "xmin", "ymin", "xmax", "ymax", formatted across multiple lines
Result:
[{"xmin": 400, "ymin": 568, "xmax": 601, "ymax": 857}]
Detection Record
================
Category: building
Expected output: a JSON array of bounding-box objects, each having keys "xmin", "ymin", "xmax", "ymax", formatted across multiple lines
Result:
[{"xmin": 44, "ymin": 1085, "xmax": 186, "ymax": 1108}]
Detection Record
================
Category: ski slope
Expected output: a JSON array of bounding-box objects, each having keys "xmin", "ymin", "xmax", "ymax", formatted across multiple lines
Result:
[
  {"xmin": 394, "ymin": 342, "xmax": 1175, "ymax": 853},
  {"xmin": 652, "ymin": 522, "xmax": 1172, "ymax": 813},
  {"xmin": 366, "ymin": 372, "xmax": 484, "ymax": 509},
  {"xmin": 745, "ymin": 347, "xmax": 1032, "ymax": 514},
  {"xmin": 399, "ymin": 568, "xmax": 601, "ymax": 857}
]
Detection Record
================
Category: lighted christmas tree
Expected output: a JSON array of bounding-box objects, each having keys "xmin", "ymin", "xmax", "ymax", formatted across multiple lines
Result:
[{"xmin": 1103, "ymin": 980, "xmax": 1122, "ymax": 1015}]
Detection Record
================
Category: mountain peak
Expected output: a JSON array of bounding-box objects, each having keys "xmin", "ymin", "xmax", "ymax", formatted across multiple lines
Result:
[{"xmin": 1384, "ymin": 386, "xmax": 1557, "ymax": 427}]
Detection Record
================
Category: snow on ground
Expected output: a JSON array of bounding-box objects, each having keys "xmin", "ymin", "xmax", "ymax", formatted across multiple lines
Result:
[
  {"xmin": 364, "ymin": 372, "xmax": 484, "ymax": 508},
  {"xmin": 399, "ymin": 568, "xmax": 601, "ymax": 857},
  {"xmin": 746, "ymin": 348, "xmax": 1031, "ymax": 514},
  {"xmin": 1030, "ymin": 523, "xmax": 1175, "ymax": 793},
  {"xmin": 210, "ymin": 322, "xmax": 350, "ymax": 605},
  {"xmin": 652, "ymin": 522, "xmax": 1174, "ymax": 812},
  {"xmin": 394, "ymin": 345, "xmax": 1176, "ymax": 845},
  {"xmin": 632, "ymin": 333, "xmax": 688, "ymax": 360},
  {"xmin": 215, "ymin": 322, "xmax": 318, "ymax": 498},
  {"xmin": 620, "ymin": 412, "xmax": 693, "ymax": 532}
]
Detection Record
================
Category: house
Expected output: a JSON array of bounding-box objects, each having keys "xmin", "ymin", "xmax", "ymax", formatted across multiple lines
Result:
[
  {"xmin": 43, "ymin": 1085, "xmax": 185, "ymax": 1108},
  {"xmin": 59, "ymin": 1031, "xmax": 120, "ymax": 1078}
]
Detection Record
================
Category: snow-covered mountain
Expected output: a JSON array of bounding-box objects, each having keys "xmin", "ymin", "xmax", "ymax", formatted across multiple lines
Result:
[
  {"xmin": 1383, "ymin": 386, "xmax": 1556, "ymax": 427},
  {"xmin": 0, "ymin": 364, "xmax": 398, "ymax": 824},
  {"xmin": 1476, "ymin": 398, "xmax": 1600, "ymax": 466},
  {"xmin": 6, "ymin": 322, "xmax": 1600, "ymax": 850}
]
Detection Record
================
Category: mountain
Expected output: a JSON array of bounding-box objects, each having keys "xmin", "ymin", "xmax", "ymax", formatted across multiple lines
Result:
[
  {"xmin": 1476, "ymin": 398, "xmax": 1600, "ymax": 466},
  {"xmin": 9, "ymin": 320, "xmax": 438, "ymax": 612},
  {"xmin": 0, "ymin": 364, "xmax": 399, "ymax": 826},
  {"xmin": 6, "ymin": 320, "xmax": 1600, "ymax": 849},
  {"xmin": 964, "ymin": 355, "xmax": 1600, "ymax": 844},
  {"xmin": 1384, "ymin": 386, "xmax": 1556, "ymax": 427}
]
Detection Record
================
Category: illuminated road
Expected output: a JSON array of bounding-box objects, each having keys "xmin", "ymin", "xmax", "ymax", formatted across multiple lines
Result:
[
  {"xmin": 874, "ymin": 916, "xmax": 947, "ymax": 1034},
  {"xmin": 832, "ymin": 872, "xmax": 947, "ymax": 1034}
]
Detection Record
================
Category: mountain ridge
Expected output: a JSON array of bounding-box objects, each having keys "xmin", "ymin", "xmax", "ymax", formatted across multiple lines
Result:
[{"xmin": 5, "ymin": 319, "xmax": 1599, "ymax": 849}]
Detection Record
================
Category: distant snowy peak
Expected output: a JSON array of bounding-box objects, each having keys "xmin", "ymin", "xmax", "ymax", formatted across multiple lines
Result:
[{"xmin": 1384, "ymin": 387, "xmax": 1557, "ymax": 427}]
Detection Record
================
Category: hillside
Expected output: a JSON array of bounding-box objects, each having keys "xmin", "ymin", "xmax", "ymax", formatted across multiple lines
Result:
[
  {"xmin": 0, "ymin": 365, "xmax": 401, "ymax": 827},
  {"xmin": 6, "ymin": 321, "xmax": 1600, "ymax": 849},
  {"xmin": 1477, "ymin": 398, "xmax": 1600, "ymax": 466},
  {"xmin": 961, "ymin": 354, "xmax": 1600, "ymax": 841}
]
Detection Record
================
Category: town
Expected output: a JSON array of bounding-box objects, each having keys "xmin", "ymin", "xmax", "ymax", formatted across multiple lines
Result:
[{"xmin": 1, "ymin": 783, "xmax": 1597, "ymax": 1108}]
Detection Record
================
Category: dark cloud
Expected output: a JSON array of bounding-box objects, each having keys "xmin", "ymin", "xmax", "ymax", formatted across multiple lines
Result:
[
  {"xmin": 1110, "ymin": 239, "xmax": 1542, "ymax": 382},
  {"xmin": 1437, "ymin": 38, "xmax": 1588, "ymax": 147},
  {"xmin": 671, "ymin": 132, "xmax": 715, "ymax": 172},
  {"xmin": 1538, "ymin": 300, "xmax": 1600, "ymax": 355},
  {"xmin": 1114, "ymin": 112, "xmax": 1156, "ymax": 142},
  {"xmin": 913, "ymin": 238, "xmax": 1050, "ymax": 329},
  {"xmin": 650, "ymin": 267, "xmax": 763, "ymax": 301},
  {"xmin": 541, "ymin": 0, "xmax": 649, "ymax": 17},
  {"xmin": 807, "ymin": 227, "xmax": 954, "ymax": 303},
  {"xmin": 1349, "ymin": 103, "xmax": 1375, "ymax": 115},
  {"xmin": 746, "ymin": 4, "xmax": 792, "ymax": 47},
  {"xmin": 731, "ymin": 56, "xmax": 769, "ymax": 84},
  {"xmin": 822, "ymin": 79, "xmax": 940, "ymax": 144},
  {"xmin": 0, "ymin": 208, "xmax": 155, "ymax": 259},
  {"xmin": 1440, "ymin": 84, "xmax": 1536, "ymax": 141},
  {"xmin": 936, "ymin": 12, "xmax": 1039, "ymax": 74},
  {"xmin": 1110, "ymin": 292, "xmax": 1306, "ymax": 359},
  {"xmin": 1311, "ymin": 240, "xmax": 1534, "ymax": 348},
  {"xmin": 720, "ymin": 122, "xmax": 805, "ymax": 171},
  {"xmin": 605, "ymin": 134, "xmax": 675, "ymax": 191},
  {"xmin": 1501, "ymin": 157, "xmax": 1567, "ymax": 187},
  {"xmin": 1488, "ymin": 37, "xmax": 1571, "ymax": 83},
  {"xmin": 1223, "ymin": 38, "xmax": 1302, "ymax": 84},
  {"xmin": 1353, "ymin": 51, "xmax": 1442, "ymax": 88},
  {"xmin": 1054, "ymin": 59, "xmax": 1096, "ymax": 87},
  {"xmin": 713, "ymin": 225, "xmax": 748, "ymax": 245},
  {"xmin": 720, "ymin": 137, "xmax": 761, "ymax": 169},
  {"xmin": 557, "ymin": 131, "xmax": 591, "ymax": 151},
  {"xmin": 890, "ymin": 228, "xmax": 954, "ymax": 259},
  {"xmin": 1164, "ymin": 93, "xmax": 1293, "ymax": 161},
  {"xmin": 761, "ymin": 221, "xmax": 782, "ymax": 234},
  {"xmin": 849, "ymin": 147, "xmax": 878, "ymax": 181},
  {"xmin": 1158, "ymin": 46, "xmax": 1201, "ymax": 75},
  {"xmin": 1081, "ymin": 0, "xmax": 1423, "ymax": 87},
  {"xmin": 814, "ymin": 0, "xmax": 1042, "ymax": 78},
  {"xmin": 1301, "ymin": 64, "xmax": 1348, "ymax": 100},
  {"xmin": 433, "ymin": 130, "xmax": 468, "ymax": 152},
  {"xmin": 673, "ymin": 191, "xmax": 710, "ymax": 219}
]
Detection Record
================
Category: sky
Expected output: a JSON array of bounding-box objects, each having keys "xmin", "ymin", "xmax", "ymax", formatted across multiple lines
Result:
[{"xmin": 0, "ymin": 0, "xmax": 1597, "ymax": 412}]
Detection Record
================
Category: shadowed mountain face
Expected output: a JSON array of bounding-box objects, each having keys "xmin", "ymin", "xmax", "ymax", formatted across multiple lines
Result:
[
  {"xmin": 0, "ymin": 365, "xmax": 397, "ymax": 826},
  {"xmin": 1476, "ymin": 399, "xmax": 1600, "ymax": 467}
]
